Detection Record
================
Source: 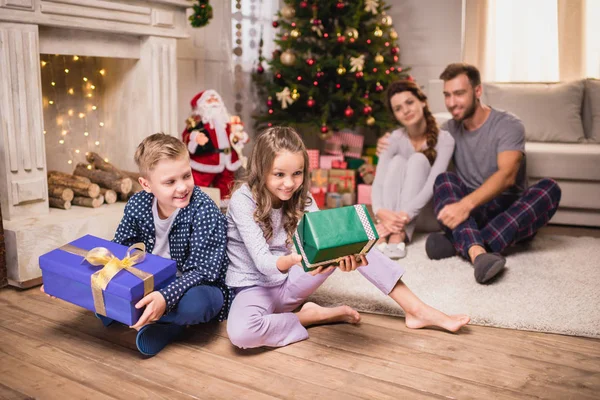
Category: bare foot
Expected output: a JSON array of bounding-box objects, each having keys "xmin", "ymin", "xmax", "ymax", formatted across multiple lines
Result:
[
  {"xmin": 405, "ymin": 305, "xmax": 470, "ymax": 333},
  {"xmin": 297, "ymin": 302, "xmax": 361, "ymax": 327}
]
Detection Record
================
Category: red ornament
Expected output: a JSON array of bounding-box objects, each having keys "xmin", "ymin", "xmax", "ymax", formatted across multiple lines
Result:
[
  {"xmin": 344, "ymin": 106, "xmax": 354, "ymax": 118},
  {"xmin": 336, "ymin": 1, "xmax": 345, "ymax": 9},
  {"xmin": 385, "ymin": 69, "xmax": 390, "ymax": 75},
  {"xmin": 337, "ymin": 35, "xmax": 346, "ymax": 43},
  {"xmin": 272, "ymin": 21, "xmax": 279, "ymax": 28},
  {"xmin": 336, "ymin": 83, "xmax": 341, "ymax": 89},
  {"xmin": 306, "ymin": 58, "xmax": 315, "ymax": 66},
  {"xmin": 272, "ymin": 50, "xmax": 281, "ymax": 58},
  {"xmin": 372, "ymin": 67, "xmax": 378, "ymax": 73},
  {"xmin": 257, "ymin": 65, "xmax": 265, "ymax": 74},
  {"xmin": 297, "ymin": 75, "xmax": 302, "ymax": 81},
  {"xmin": 355, "ymin": 71, "xmax": 364, "ymax": 79},
  {"xmin": 275, "ymin": 72, "xmax": 282, "ymax": 79},
  {"xmin": 366, "ymin": 39, "xmax": 372, "ymax": 44},
  {"xmin": 324, "ymin": 33, "xmax": 329, "ymax": 38},
  {"xmin": 363, "ymin": 105, "xmax": 372, "ymax": 115},
  {"xmin": 384, "ymin": 41, "xmax": 390, "ymax": 47},
  {"xmin": 291, "ymin": 22, "xmax": 296, "ymax": 27},
  {"xmin": 320, "ymin": 124, "xmax": 329, "ymax": 133},
  {"xmin": 363, "ymin": 91, "xmax": 370, "ymax": 99},
  {"xmin": 267, "ymin": 97, "xmax": 273, "ymax": 107},
  {"xmin": 394, "ymin": 55, "xmax": 399, "ymax": 62},
  {"xmin": 282, "ymin": 34, "xmax": 289, "ymax": 41},
  {"xmin": 375, "ymin": 83, "xmax": 384, "ymax": 92},
  {"xmin": 316, "ymin": 71, "xmax": 324, "ymax": 78},
  {"xmin": 408, "ymin": 75, "xmax": 415, "ymax": 81},
  {"xmin": 313, "ymin": 81, "xmax": 319, "ymax": 86},
  {"xmin": 300, "ymin": 1, "xmax": 308, "ymax": 8},
  {"xmin": 390, "ymin": 67, "xmax": 395, "ymax": 71},
  {"xmin": 268, "ymin": 109, "xmax": 274, "ymax": 114},
  {"xmin": 267, "ymin": 122, "xmax": 273, "ymax": 127},
  {"xmin": 397, "ymin": 67, "xmax": 403, "ymax": 72},
  {"xmin": 307, "ymin": 97, "xmax": 315, "ymax": 107},
  {"xmin": 391, "ymin": 47, "xmax": 399, "ymax": 55},
  {"xmin": 312, "ymin": 18, "xmax": 322, "ymax": 26}
]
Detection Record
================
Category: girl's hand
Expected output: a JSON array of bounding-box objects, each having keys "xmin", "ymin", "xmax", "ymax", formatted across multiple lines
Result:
[
  {"xmin": 397, "ymin": 211, "xmax": 410, "ymax": 225},
  {"xmin": 376, "ymin": 132, "xmax": 391, "ymax": 156},
  {"xmin": 277, "ymin": 254, "xmax": 302, "ymax": 273},
  {"xmin": 337, "ymin": 254, "xmax": 368, "ymax": 272},
  {"xmin": 308, "ymin": 265, "xmax": 336, "ymax": 276},
  {"xmin": 377, "ymin": 209, "xmax": 406, "ymax": 232},
  {"xmin": 130, "ymin": 291, "xmax": 166, "ymax": 330},
  {"xmin": 39, "ymin": 285, "xmax": 56, "ymax": 299}
]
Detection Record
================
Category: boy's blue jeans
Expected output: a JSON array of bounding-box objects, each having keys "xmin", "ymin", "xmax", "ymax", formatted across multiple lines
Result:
[{"xmin": 158, "ymin": 285, "xmax": 224, "ymax": 326}]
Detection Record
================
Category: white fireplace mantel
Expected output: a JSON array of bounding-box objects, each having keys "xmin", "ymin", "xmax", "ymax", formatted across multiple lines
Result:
[{"xmin": 0, "ymin": 0, "xmax": 193, "ymax": 287}]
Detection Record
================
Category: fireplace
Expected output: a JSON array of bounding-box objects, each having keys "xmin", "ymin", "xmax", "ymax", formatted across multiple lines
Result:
[{"xmin": 0, "ymin": 0, "xmax": 190, "ymax": 287}]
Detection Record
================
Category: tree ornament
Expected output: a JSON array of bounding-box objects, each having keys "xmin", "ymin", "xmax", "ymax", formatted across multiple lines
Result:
[
  {"xmin": 336, "ymin": 65, "xmax": 347, "ymax": 75},
  {"xmin": 280, "ymin": 50, "xmax": 296, "ymax": 66},
  {"xmin": 290, "ymin": 29, "xmax": 301, "ymax": 38},
  {"xmin": 320, "ymin": 124, "xmax": 329, "ymax": 133},
  {"xmin": 276, "ymin": 87, "xmax": 294, "ymax": 109},
  {"xmin": 344, "ymin": 106, "xmax": 355, "ymax": 118},
  {"xmin": 355, "ymin": 71, "xmax": 364, "ymax": 79},
  {"xmin": 316, "ymin": 70, "xmax": 325, "ymax": 78},
  {"xmin": 272, "ymin": 49, "xmax": 281, "ymax": 58},
  {"xmin": 374, "ymin": 53, "xmax": 384, "ymax": 64},
  {"xmin": 394, "ymin": 55, "xmax": 399, "ymax": 62},
  {"xmin": 307, "ymin": 97, "xmax": 315, "ymax": 107},
  {"xmin": 364, "ymin": 0, "xmax": 379, "ymax": 14},
  {"xmin": 389, "ymin": 29, "xmax": 398, "ymax": 40},
  {"xmin": 374, "ymin": 26, "xmax": 383, "ymax": 37},
  {"xmin": 337, "ymin": 35, "xmax": 346, "ymax": 43},
  {"xmin": 268, "ymin": 108, "xmax": 274, "ymax": 114},
  {"xmin": 336, "ymin": 83, "xmax": 341, "ymax": 89},
  {"xmin": 349, "ymin": 55, "xmax": 365, "ymax": 72},
  {"xmin": 336, "ymin": 1, "xmax": 345, "ymax": 9},
  {"xmin": 272, "ymin": 20, "xmax": 279, "ymax": 28},
  {"xmin": 280, "ymin": 5, "xmax": 295, "ymax": 20},
  {"xmin": 297, "ymin": 75, "xmax": 302, "ymax": 81},
  {"xmin": 375, "ymin": 82, "xmax": 384, "ymax": 92},
  {"xmin": 291, "ymin": 88, "xmax": 300, "ymax": 100},
  {"xmin": 275, "ymin": 72, "xmax": 282, "ymax": 80},
  {"xmin": 256, "ymin": 64, "xmax": 264, "ymax": 74},
  {"xmin": 189, "ymin": 0, "xmax": 213, "ymax": 28},
  {"xmin": 313, "ymin": 80, "xmax": 319, "ymax": 86},
  {"xmin": 344, "ymin": 27, "xmax": 359, "ymax": 39},
  {"xmin": 306, "ymin": 58, "xmax": 315, "ymax": 66},
  {"xmin": 363, "ymin": 91, "xmax": 370, "ymax": 99},
  {"xmin": 391, "ymin": 47, "xmax": 399, "ymax": 55},
  {"xmin": 366, "ymin": 116, "xmax": 376, "ymax": 125},
  {"xmin": 267, "ymin": 96, "xmax": 273, "ymax": 107},
  {"xmin": 380, "ymin": 14, "xmax": 393, "ymax": 26},
  {"xmin": 363, "ymin": 105, "xmax": 372, "ymax": 115},
  {"xmin": 300, "ymin": 1, "xmax": 308, "ymax": 8},
  {"xmin": 311, "ymin": 18, "xmax": 324, "ymax": 36}
]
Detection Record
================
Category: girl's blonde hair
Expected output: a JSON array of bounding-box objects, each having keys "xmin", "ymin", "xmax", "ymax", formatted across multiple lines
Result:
[{"xmin": 243, "ymin": 126, "xmax": 311, "ymax": 245}]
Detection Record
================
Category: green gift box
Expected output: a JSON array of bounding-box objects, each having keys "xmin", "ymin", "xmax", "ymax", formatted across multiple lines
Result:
[
  {"xmin": 344, "ymin": 157, "xmax": 366, "ymax": 170},
  {"xmin": 293, "ymin": 205, "xmax": 379, "ymax": 271}
]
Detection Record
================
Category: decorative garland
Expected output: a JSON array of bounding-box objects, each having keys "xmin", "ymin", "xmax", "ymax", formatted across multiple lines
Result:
[{"xmin": 189, "ymin": 0, "xmax": 213, "ymax": 28}]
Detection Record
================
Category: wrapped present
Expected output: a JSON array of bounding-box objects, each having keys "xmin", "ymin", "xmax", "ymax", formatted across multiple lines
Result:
[
  {"xmin": 293, "ymin": 204, "xmax": 379, "ymax": 271},
  {"xmin": 361, "ymin": 155, "xmax": 374, "ymax": 165},
  {"xmin": 319, "ymin": 154, "xmax": 344, "ymax": 170},
  {"xmin": 357, "ymin": 184, "xmax": 372, "ymax": 205},
  {"xmin": 307, "ymin": 149, "xmax": 320, "ymax": 171},
  {"xmin": 345, "ymin": 157, "xmax": 365, "ymax": 170},
  {"xmin": 310, "ymin": 187, "xmax": 326, "ymax": 209},
  {"xmin": 324, "ymin": 134, "xmax": 343, "ymax": 155},
  {"xmin": 329, "ymin": 169, "xmax": 356, "ymax": 193},
  {"xmin": 358, "ymin": 163, "xmax": 376, "ymax": 185},
  {"xmin": 339, "ymin": 131, "xmax": 364, "ymax": 159},
  {"xmin": 326, "ymin": 192, "xmax": 342, "ymax": 208},
  {"xmin": 341, "ymin": 192, "xmax": 356, "ymax": 206},
  {"xmin": 327, "ymin": 182, "xmax": 338, "ymax": 193},
  {"xmin": 364, "ymin": 146, "xmax": 377, "ymax": 156},
  {"xmin": 310, "ymin": 169, "xmax": 329, "ymax": 189},
  {"xmin": 331, "ymin": 159, "xmax": 348, "ymax": 169},
  {"xmin": 39, "ymin": 235, "xmax": 177, "ymax": 326}
]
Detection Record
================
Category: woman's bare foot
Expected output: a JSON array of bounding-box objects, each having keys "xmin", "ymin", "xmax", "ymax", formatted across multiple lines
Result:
[
  {"xmin": 297, "ymin": 302, "xmax": 361, "ymax": 327},
  {"xmin": 404, "ymin": 304, "xmax": 470, "ymax": 332}
]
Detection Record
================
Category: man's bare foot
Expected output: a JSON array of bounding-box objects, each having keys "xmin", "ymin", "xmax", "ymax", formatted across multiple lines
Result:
[
  {"xmin": 297, "ymin": 302, "xmax": 361, "ymax": 327},
  {"xmin": 404, "ymin": 304, "xmax": 470, "ymax": 333}
]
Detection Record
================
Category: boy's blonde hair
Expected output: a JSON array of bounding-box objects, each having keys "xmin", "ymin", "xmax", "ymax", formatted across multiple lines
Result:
[{"xmin": 134, "ymin": 133, "xmax": 189, "ymax": 177}]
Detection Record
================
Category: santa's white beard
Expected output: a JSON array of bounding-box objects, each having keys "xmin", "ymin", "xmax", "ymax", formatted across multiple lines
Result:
[{"xmin": 195, "ymin": 103, "xmax": 230, "ymax": 149}]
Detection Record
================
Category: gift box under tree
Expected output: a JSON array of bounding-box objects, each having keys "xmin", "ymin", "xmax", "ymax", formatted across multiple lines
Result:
[
  {"xmin": 39, "ymin": 235, "xmax": 177, "ymax": 326},
  {"xmin": 293, "ymin": 205, "xmax": 379, "ymax": 271},
  {"xmin": 329, "ymin": 169, "xmax": 356, "ymax": 193},
  {"xmin": 310, "ymin": 169, "xmax": 329, "ymax": 190}
]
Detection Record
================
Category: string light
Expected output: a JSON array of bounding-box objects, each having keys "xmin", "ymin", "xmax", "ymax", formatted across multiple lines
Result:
[
  {"xmin": 43, "ymin": 130, "xmax": 46, "ymax": 135},
  {"xmin": 68, "ymin": 109, "xmax": 74, "ymax": 116},
  {"xmin": 84, "ymin": 131, "xmax": 89, "ymax": 136},
  {"xmin": 68, "ymin": 160, "xmax": 73, "ymax": 164},
  {"xmin": 59, "ymin": 139, "xmax": 64, "ymax": 144},
  {"xmin": 49, "ymin": 100, "xmax": 54, "ymax": 104},
  {"xmin": 94, "ymin": 141, "xmax": 100, "ymax": 146},
  {"xmin": 99, "ymin": 122, "xmax": 104, "ymax": 127},
  {"xmin": 83, "ymin": 77, "xmax": 88, "ymax": 82},
  {"xmin": 92, "ymin": 106, "xmax": 97, "ymax": 110},
  {"xmin": 78, "ymin": 112, "xmax": 85, "ymax": 118},
  {"xmin": 75, "ymin": 149, "xmax": 80, "ymax": 154},
  {"xmin": 90, "ymin": 85, "xmax": 95, "ymax": 90},
  {"xmin": 68, "ymin": 88, "xmax": 74, "ymax": 95},
  {"xmin": 104, "ymin": 158, "xmax": 109, "ymax": 162},
  {"xmin": 73, "ymin": 55, "xmax": 79, "ymax": 61},
  {"xmin": 86, "ymin": 93, "xmax": 93, "ymax": 98},
  {"xmin": 41, "ymin": 61, "xmax": 47, "ymax": 67},
  {"xmin": 99, "ymin": 69, "xmax": 106, "ymax": 76},
  {"xmin": 61, "ymin": 130, "xmax": 68, "ymax": 136},
  {"xmin": 87, "ymin": 164, "xmax": 93, "ymax": 170},
  {"xmin": 51, "ymin": 82, "xmax": 56, "ymax": 86},
  {"xmin": 64, "ymin": 68, "xmax": 69, "ymax": 73}
]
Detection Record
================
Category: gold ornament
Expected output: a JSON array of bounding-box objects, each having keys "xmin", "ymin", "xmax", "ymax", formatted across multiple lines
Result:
[
  {"xmin": 389, "ymin": 29, "xmax": 398, "ymax": 40},
  {"xmin": 280, "ymin": 5, "xmax": 295, "ymax": 20},
  {"xmin": 280, "ymin": 50, "xmax": 296, "ymax": 66},
  {"xmin": 374, "ymin": 26, "xmax": 383, "ymax": 37},
  {"xmin": 380, "ymin": 14, "xmax": 393, "ymax": 26},
  {"xmin": 366, "ymin": 116, "xmax": 376, "ymax": 126},
  {"xmin": 291, "ymin": 88, "xmax": 300, "ymax": 100},
  {"xmin": 337, "ymin": 65, "xmax": 347, "ymax": 75},
  {"xmin": 344, "ymin": 27, "xmax": 359, "ymax": 39},
  {"xmin": 290, "ymin": 29, "xmax": 301, "ymax": 38},
  {"xmin": 374, "ymin": 53, "xmax": 384, "ymax": 64}
]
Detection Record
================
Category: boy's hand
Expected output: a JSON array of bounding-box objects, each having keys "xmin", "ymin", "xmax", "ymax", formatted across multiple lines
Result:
[
  {"xmin": 337, "ymin": 254, "xmax": 368, "ymax": 272},
  {"xmin": 130, "ymin": 291, "xmax": 166, "ymax": 330},
  {"xmin": 39, "ymin": 285, "xmax": 56, "ymax": 299},
  {"xmin": 277, "ymin": 254, "xmax": 302, "ymax": 273}
]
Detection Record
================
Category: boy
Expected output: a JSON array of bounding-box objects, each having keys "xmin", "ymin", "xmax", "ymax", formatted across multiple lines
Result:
[{"xmin": 111, "ymin": 133, "xmax": 232, "ymax": 356}]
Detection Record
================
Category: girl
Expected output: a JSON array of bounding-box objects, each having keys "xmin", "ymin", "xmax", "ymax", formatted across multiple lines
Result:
[
  {"xmin": 372, "ymin": 80, "xmax": 455, "ymax": 259},
  {"xmin": 225, "ymin": 127, "xmax": 469, "ymax": 349}
]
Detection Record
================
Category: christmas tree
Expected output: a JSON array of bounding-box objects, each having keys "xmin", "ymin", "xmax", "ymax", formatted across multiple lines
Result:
[{"xmin": 253, "ymin": 0, "xmax": 411, "ymax": 139}]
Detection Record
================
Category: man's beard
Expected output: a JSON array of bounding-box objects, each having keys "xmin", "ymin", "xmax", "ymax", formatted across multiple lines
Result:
[
  {"xmin": 454, "ymin": 94, "xmax": 477, "ymax": 123},
  {"xmin": 197, "ymin": 103, "xmax": 229, "ymax": 130}
]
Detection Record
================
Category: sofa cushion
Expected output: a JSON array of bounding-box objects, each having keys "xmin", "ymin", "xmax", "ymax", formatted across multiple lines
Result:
[
  {"xmin": 525, "ymin": 142, "xmax": 600, "ymax": 181},
  {"xmin": 583, "ymin": 79, "xmax": 600, "ymax": 142},
  {"xmin": 483, "ymin": 81, "xmax": 585, "ymax": 143}
]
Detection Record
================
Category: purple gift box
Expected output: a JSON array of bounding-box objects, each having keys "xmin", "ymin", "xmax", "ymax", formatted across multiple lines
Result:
[{"xmin": 39, "ymin": 235, "xmax": 177, "ymax": 326}]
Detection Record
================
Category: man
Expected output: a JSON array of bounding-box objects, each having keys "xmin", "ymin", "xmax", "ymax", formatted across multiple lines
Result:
[
  {"xmin": 377, "ymin": 64, "xmax": 561, "ymax": 284},
  {"xmin": 182, "ymin": 90, "xmax": 249, "ymax": 202}
]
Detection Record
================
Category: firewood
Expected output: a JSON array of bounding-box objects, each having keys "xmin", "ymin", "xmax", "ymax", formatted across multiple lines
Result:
[
  {"xmin": 86, "ymin": 152, "xmax": 125, "ymax": 177},
  {"xmin": 72, "ymin": 195, "xmax": 104, "ymax": 208},
  {"xmin": 48, "ymin": 185, "xmax": 74, "ymax": 202},
  {"xmin": 120, "ymin": 170, "xmax": 143, "ymax": 193},
  {"xmin": 73, "ymin": 163, "xmax": 132, "ymax": 195},
  {"xmin": 49, "ymin": 197, "xmax": 71, "ymax": 210},
  {"xmin": 99, "ymin": 188, "xmax": 117, "ymax": 204},
  {"xmin": 47, "ymin": 175, "xmax": 100, "ymax": 198},
  {"xmin": 48, "ymin": 170, "xmax": 91, "ymax": 184}
]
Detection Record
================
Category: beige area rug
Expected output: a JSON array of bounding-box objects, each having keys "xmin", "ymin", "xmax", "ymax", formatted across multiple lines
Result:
[{"xmin": 309, "ymin": 234, "xmax": 600, "ymax": 338}]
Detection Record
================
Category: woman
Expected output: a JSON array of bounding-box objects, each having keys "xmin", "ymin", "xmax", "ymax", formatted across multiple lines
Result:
[{"xmin": 372, "ymin": 80, "xmax": 454, "ymax": 259}]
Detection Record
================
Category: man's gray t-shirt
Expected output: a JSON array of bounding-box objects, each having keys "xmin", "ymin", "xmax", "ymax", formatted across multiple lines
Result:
[{"xmin": 443, "ymin": 108, "xmax": 527, "ymax": 196}]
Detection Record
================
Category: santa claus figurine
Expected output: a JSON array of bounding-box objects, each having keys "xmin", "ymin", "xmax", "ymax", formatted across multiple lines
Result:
[{"xmin": 182, "ymin": 89, "xmax": 249, "ymax": 201}]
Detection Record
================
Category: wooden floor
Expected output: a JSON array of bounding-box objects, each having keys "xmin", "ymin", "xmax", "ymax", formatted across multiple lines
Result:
[{"xmin": 1, "ymin": 225, "xmax": 599, "ymax": 399}]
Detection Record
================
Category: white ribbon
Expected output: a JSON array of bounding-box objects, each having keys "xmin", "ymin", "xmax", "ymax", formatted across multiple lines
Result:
[
  {"xmin": 365, "ymin": 0, "xmax": 379, "ymax": 14},
  {"xmin": 349, "ymin": 55, "xmax": 365, "ymax": 73},
  {"xmin": 311, "ymin": 24, "xmax": 323, "ymax": 37},
  {"xmin": 276, "ymin": 87, "xmax": 294, "ymax": 109}
]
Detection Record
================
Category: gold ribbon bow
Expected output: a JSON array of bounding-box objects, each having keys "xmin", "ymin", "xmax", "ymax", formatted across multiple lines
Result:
[{"xmin": 60, "ymin": 243, "xmax": 154, "ymax": 316}]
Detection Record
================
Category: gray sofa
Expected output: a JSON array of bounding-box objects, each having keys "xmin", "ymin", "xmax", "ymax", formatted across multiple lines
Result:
[{"xmin": 428, "ymin": 78, "xmax": 600, "ymax": 228}]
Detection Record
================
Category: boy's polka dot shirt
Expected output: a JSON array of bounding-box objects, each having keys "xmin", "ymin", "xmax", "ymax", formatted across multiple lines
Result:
[{"xmin": 113, "ymin": 186, "xmax": 233, "ymax": 321}]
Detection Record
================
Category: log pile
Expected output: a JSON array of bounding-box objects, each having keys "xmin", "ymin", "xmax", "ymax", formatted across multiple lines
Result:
[{"xmin": 47, "ymin": 152, "xmax": 143, "ymax": 209}]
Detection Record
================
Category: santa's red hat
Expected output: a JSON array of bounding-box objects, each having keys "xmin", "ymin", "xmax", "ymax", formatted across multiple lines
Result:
[{"xmin": 190, "ymin": 91, "xmax": 205, "ymax": 110}]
